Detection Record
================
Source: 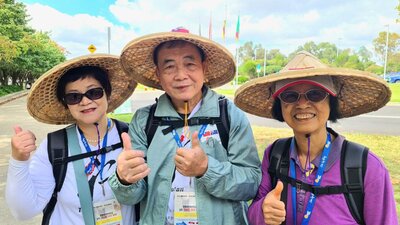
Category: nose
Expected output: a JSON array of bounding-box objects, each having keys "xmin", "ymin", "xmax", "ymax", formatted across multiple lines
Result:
[
  {"xmin": 79, "ymin": 95, "xmax": 93, "ymax": 105},
  {"xmin": 174, "ymin": 66, "xmax": 188, "ymax": 80},
  {"xmin": 296, "ymin": 93, "xmax": 310, "ymax": 106}
]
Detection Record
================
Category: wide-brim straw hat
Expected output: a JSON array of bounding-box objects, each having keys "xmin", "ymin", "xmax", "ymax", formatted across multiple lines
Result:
[
  {"xmin": 234, "ymin": 51, "xmax": 391, "ymax": 119},
  {"xmin": 120, "ymin": 30, "xmax": 236, "ymax": 90},
  {"xmin": 27, "ymin": 54, "xmax": 137, "ymax": 125}
]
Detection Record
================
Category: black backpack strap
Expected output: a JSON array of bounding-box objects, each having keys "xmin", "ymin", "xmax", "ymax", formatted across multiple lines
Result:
[
  {"xmin": 145, "ymin": 102, "xmax": 159, "ymax": 147},
  {"xmin": 113, "ymin": 118, "xmax": 129, "ymax": 136},
  {"xmin": 215, "ymin": 96, "xmax": 230, "ymax": 150},
  {"xmin": 42, "ymin": 128, "xmax": 68, "ymax": 225},
  {"xmin": 268, "ymin": 137, "xmax": 291, "ymax": 225},
  {"xmin": 341, "ymin": 140, "xmax": 368, "ymax": 225},
  {"xmin": 145, "ymin": 97, "xmax": 230, "ymax": 150}
]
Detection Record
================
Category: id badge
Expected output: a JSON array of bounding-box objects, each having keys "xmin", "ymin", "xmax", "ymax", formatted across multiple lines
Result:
[
  {"xmin": 93, "ymin": 199, "xmax": 123, "ymax": 225},
  {"xmin": 174, "ymin": 191, "xmax": 198, "ymax": 225}
]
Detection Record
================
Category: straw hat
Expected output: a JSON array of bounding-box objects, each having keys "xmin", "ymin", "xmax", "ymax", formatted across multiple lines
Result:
[
  {"xmin": 27, "ymin": 54, "xmax": 137, "ymax": 125},
  {"xmin": 234, "ymin": 51, "xmax": 391, "ymax": 119},
  {"xmin": 120, "ymin": 28, "xmax": 236, "ymax": 90}
]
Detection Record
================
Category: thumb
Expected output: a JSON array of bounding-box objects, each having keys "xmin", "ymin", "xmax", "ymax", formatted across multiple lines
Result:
[
  {"xmin": 121, "ymin": 132, "xmax": 132, "ymax": 150},
  {"xmin": 272, "ymin": 180, "xmax": 284, "ymax": 199},
  {"xmin": 191, "ymin": 131, "xmax": 200, "ymax": 148},
  {"xmin": 14, "ymin": 125, "xmax": 23, "ymax": 134}
]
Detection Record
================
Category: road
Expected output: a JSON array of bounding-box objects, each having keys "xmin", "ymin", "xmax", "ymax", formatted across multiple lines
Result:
[
  {"xmin": 0, "ymin": 90, "xmax": 399, "ymax": 224},
  {"xmin": 129, "ymin": 90, "xmax": 400, "ymax": 135}
]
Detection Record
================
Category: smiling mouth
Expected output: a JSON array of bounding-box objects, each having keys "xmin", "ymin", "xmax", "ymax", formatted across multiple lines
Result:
[
  {"xmin": 81, "ymin": 108, "xmax": 96, "ymax": 113},
  {"xmin": 294, "ymin": 113, "xmax": 315, "ymax": 120}
]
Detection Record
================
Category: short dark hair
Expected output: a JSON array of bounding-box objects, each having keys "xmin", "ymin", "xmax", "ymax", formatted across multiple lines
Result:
[
  {"xmin": 271, "ymin": 95, "xmax": 340, "ymax": 122},
  {"xmin": 152, "ymin": 40, "xmax": 206, "ymax": 66},
  {"xmin": 56, "ymin": 66, "xmax": 112, "ymax": 107}
]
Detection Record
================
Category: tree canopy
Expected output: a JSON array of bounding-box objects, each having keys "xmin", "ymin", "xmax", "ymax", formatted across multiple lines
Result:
[{"xmin": 0, "ymin": 0, "xmax": 65, "ymax": 86}]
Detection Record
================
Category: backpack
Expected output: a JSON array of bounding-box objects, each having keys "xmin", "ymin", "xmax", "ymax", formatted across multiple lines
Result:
[
  {"xmin": 268, "ymin": 130, "xmax": 368, "ymax": 225},
  {"xmin": 42, "ymin": 119, "xmax": 140, "ymax": 225},
  {"xmin": 144, "ymin": 96, "xmax": 230, "ymax": 149}
]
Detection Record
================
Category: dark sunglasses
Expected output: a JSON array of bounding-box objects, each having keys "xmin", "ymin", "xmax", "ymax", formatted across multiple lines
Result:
[
  {"xmin": 63, "ymin": 87, "xmax": 104, "ymax": 105},
  {"xmin": 279, "ymin": 89, "xmax": 329, "ymax": 104}
]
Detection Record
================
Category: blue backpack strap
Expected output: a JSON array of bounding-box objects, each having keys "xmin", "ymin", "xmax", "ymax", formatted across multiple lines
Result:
[
  {"xmin": 42, "ymin": 127, "xmax": 68, "ymax": 225},
  {"xmin": 67, "ymin": 125, "xmax": 96, "ymax": 225},
  {"xmin": 341, "ymin": 140, "xmax": 368, "ymax": 225}
]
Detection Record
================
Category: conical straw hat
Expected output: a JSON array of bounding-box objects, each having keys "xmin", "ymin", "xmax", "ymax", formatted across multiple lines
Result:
[
  {"xmin": 234, "ymin": 51, "xmax": 391, "ymax": 119},
  {"xmin": 27, "ymin": 54, "xmax": 137, "ymax": 124},
  {"xmin": 120, "ymin": 30, "xmax": 236, "ymax": 90}
]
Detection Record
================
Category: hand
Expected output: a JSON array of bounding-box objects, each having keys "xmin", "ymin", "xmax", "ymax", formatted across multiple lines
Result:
[
  {"xmin": 11, "ymin": 126, "xmax": 37, "ymax": 161},
  {"xmin": 262, "ymin": 181, "xmax": 286, "ymax": 225},
  {"xmin": 116, "ymin": 132, "xmax": 150, "ymax": 185},
  {"xmin": 175, "ymin": 131, "xmax": 208, "ymax": 177}
]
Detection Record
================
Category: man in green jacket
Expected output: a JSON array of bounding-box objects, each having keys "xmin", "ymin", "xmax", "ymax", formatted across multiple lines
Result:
[{"xmin": 109, "ymin": 27, "xmax": 261, "ymax": 225}]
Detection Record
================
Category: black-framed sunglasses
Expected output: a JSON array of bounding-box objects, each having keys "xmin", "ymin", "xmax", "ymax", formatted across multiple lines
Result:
[
  {"xmin": 63, "ymin": 87, "xmax": 104, "ymax": 105},
  {"xmin": 278, "ymin": 89, "xmax": 329, "ymax": 104}
]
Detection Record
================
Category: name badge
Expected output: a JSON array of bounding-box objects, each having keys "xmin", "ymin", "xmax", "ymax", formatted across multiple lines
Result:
[
  {"xmin": 93, "ymin": 199, "xmax": 123, "ymax": 225},
  {"xmin": 174, "ymin": 191, "xmax": 198, "ymax": 225}
]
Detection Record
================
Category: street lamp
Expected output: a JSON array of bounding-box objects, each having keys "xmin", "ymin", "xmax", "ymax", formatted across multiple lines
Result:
[
  {"xmin": 336, "ymin": 38, "xmax": 342, "ymax": 58},
  {"xmin": 383, "ymin": 24, "xmax": 389, "ymax": 81}
]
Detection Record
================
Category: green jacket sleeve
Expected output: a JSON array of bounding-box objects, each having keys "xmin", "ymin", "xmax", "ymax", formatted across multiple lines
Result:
[{"xmin": 108, "ymin": 107, "xmax": 150, "ymax": 205}]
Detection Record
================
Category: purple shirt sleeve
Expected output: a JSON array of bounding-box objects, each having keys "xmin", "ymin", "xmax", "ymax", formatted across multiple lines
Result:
[
  {"xmin": 363, "ymin": 151, "xmax": 399, "ymax": 225},
  {"xmin": 248, "ymin": 145, "xmax": 274, "ymax": 225}
]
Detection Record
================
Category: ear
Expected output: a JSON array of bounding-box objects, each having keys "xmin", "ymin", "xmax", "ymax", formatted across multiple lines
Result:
[{"xmin": 202, "ymin": 60, "xmax": 208, "ymax": 75}]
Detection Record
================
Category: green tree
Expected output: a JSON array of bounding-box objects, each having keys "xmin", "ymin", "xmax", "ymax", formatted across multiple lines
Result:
[
  {"xmin": 0, "ymin": 0, "xmax": 66, "ymax": 86},
  {"xmin": 373, "ymin": 31, "xmax": 400, "ymax": 62},
  {"xmin": 0, "ymin": 1, "xmax": 34, "ymax": 41}
]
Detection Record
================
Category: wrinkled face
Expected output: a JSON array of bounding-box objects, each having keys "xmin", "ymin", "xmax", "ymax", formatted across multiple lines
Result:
[
  {"xmin": 65, "ymin": 76, "xmax": 108, "ymax": 126},
  {"xmin": 280, "ymin": 83, "xmax": 330, "ymax": 136},
  {"xmin": 156, "ymin": 42, "xmax": 206, "ymax": 105}
]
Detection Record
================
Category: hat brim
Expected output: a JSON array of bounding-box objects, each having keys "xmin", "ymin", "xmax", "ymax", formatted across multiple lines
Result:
[
  {"xmin": 120, "ymin": 32, "xmax": 236, "ymax": 90},
  {"xmin": 27, "ymin": 54, "xmax": 137, "ymax": 124},
  {"xmin": 234, "ymin": 67, "xmax": 391, "ymax": 119}
]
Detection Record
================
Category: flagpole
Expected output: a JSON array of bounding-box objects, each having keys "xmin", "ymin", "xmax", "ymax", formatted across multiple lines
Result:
[{"xmin": 235, "ymin": 47, "xmax": 239, "ymax": 88}]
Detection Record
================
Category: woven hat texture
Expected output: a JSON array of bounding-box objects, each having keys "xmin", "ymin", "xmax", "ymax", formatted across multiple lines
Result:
[
  {"xmin": 120, "ymin": 31, "xmax": 236, "ymax": 90},
  {"xmin": 234, "ymin": 51, "xmax": 391, "ymax": 119},
  {"xmin": 27, "ymin": 54, "xmax": 137, "ymax": 124}
]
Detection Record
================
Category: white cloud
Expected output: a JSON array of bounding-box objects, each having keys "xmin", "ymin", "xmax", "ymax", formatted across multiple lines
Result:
[
  {"xmin": 25, "ymin": 3, "xmax": 138, "ymax": 58},
  {"xmin": 23, "ymin": 0, "xmax": 400, "ymax": 60}
]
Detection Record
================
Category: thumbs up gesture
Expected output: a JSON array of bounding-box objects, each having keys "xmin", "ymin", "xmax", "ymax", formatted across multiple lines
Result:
[
  {"xmin": 175, "ymin": 131, "xmax": 208, "ymax": 177},
  {"xmin": 262, "ymin": 180, "xmax": 286, "ymax": 224},
  {"xmin": 11, "ymin": 126, "xmax": 37, "ymax": 161},
  {"xmin": 116, "ymin": 132, "xmax": 150, "ymax": 185}
]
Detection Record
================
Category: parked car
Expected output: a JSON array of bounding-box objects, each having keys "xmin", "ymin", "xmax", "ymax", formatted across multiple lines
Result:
[{"xmin": 386, "ymin": 72, "xmax": 400, "ymax": 83}]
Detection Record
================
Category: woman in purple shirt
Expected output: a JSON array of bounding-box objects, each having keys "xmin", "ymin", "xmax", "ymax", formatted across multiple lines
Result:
[{"xmin": 235, "ymin": 51, "xmax": 398, "ymax": 225}]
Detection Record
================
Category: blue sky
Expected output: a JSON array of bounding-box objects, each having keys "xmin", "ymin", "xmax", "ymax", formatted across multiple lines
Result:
[{"xmin": 17, "ymin": 0, "xmax": 400, "ymax": 63}]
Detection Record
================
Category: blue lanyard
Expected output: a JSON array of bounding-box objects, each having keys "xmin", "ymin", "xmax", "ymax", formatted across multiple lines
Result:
[
  {"xmin": 290, "ymin": 133, "xmax": 331, "ymax": 225},
  {"xmin": 171, "ymin": 124, "xmax": 208, "ymax": 148},
  {"xmin": 78, "ymin": 118, "xmax": 110, "ymax": 181}
]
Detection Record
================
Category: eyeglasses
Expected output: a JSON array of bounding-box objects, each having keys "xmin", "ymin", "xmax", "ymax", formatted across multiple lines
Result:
[
  {"xmin": 278, "ymin": 89, "xmax": 329, "ymax": 104},
  {"xmin": 63, "ymin": 87, "xmax": 104, "ymax": 105}
]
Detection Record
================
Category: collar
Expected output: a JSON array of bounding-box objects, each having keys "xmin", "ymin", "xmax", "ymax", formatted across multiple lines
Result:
[
  {"xmin": 290, "ymin": 128, "xmax": 345, "ymax": 172},
  {"xmin": 154, "ymin": 86, "xmax": 222, "ymax": 118}
]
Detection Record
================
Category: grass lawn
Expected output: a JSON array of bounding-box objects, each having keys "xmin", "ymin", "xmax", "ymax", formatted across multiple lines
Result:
[
  {"xmin": 110, "ymin": 112, "xmax": 400, "ymax": 217},
  {"xmin": 389, "ymin": 83, "xmax": 400, "ymax": 102}
]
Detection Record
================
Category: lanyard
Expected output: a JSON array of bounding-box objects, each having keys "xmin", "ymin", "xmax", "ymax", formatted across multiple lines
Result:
[
  {"xmin": 78, "ymin": 118, "xmax": 110, "ymax": 181},
  {"xmin": 290, "ymin": 133, "xmax": 331, "ymax": 225},
  {"xmin": 171, "ymin": 124, "xmax": 207, "ymax": 148}
]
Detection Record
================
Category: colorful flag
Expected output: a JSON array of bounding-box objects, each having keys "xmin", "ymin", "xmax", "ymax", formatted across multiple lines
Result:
[
  {"xmin": 235, "ymin": 15, "xmax": 240, "ymax": 41},
  {"xmin": 208, "ymin": 12, "xmax": 212, "ymax": 40},
  {"xmin": 222, "ymin": 19, "xmax": 226, "ymax": 41}
]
